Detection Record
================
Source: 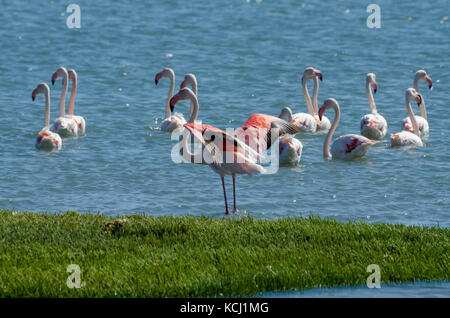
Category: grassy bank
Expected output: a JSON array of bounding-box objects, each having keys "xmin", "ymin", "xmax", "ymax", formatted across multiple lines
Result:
[{"xmin": 0, "ymin": 210, "xmax": 448, "ymax": 297}]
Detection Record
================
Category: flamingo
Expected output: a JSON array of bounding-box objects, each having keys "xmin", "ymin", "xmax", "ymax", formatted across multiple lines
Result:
[
  {"xmin": 391, "ymin": 88, "xmax": 424, "ymax": 147},
  {"xmin": 51, "ymin": 67, "xmax": 79, "ymax": 137},
  {"xmin": 402, "ymin": 70, "xmax": 431, "ymax": 136},
  {"xmin": 180, "ymin": 73, "xmax": 198, "ymax": 118},
  {"xmin": 360, "ymin": 73, "xmax": 388, "ymax": 139},
  {"xmin": 279, "ymin": 135, "xmax": 303, "ymax": 166},
  {"xmin": 66, "ymin": 69, "xmax": 86, "ymax": 135},
  {"xmin": 170, "ymin": 89, "xmax": 300, "ymax": 214},
  {"xmin": 278, "ymin": 67, "xmax": 324, "ymax": 133},
  {"xmin": 32, "ymin": 83, "xmax": 62, "ymax": 151},
  {"xmin": 155, "ymin": 68, "xmax": 187, "ymax": 132},
  {"xmin": 308, "ymin": 68, "xmax": 331, "ymax": 132},
  {"xmin": 319, "ymin": 98, "xmax": 379, "ymax": 160}
]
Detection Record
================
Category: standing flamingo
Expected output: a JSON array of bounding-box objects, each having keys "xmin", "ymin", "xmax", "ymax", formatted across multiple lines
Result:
[
  {"xmin": 360, "ymin": 73, "xmax": 387, "ymax": 139},
  {"xmin": 51, "ymin": 67, "xmax": 79, "ymax": 137},
  {"xmin": 319, "ymin": 98, "xmax": 379, "ymax": 160},
  {"xmin": 32, "ymin": 83, "xmax": 62, "ymax": 151},
  {"xmin": 391, "ymin": 88, "xmax": 424, "ymax": 147},
  {"xmin": 66, "ymin": 69, "xmax": 86, "ymax": 135},
  {"xmin": 278, "ymin": 67, "xmax": 324, "ymax": 133},
  {"xmin": 155, "ymin": 68, "xmax": 187, "ymax": 132},
  {"xmin": 170, "ymin": 89, "xmax": 300, "ymax": 214},
  {"xmin": 402, "ymin": 70, "xmax": 431, "ymax": 136}
]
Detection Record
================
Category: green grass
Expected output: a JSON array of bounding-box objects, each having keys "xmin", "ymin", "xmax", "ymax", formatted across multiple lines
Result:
[{"xmin": 0, "ymin": 210, "xmax": 448, "ymax": 297}]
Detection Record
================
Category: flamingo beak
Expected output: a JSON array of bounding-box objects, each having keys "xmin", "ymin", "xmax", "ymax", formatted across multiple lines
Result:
[
  {"xmin": 315, "ymin": 71, "xmax": 323, "ymax": 81},
  {"xmin": 32, "ymin": 89, "xmax": 38, "ymax": 101},
  {"xmin": 169, "ymin": 95, "xmax": 179, "ymax": 112},
  {"xmin": 180, "ymin": 80, "xmax": 187, "ymax": 89},
  {"xmin": 318, "ymin": 106, "xmax": 325, "ymax": 121},
  {"xmin": 373, "ymin": 82, "xmax": 377, "ymax": 93},
  {"xmin": 415, "ymin": 94, "xmax": 422, "ymax": 106},
  {"xmin": 51, "ymin": 72, "xmax": 58, "ymax": 85},
  {"xmin": 425, "ymin": 76, "xmax": 432, "ymax": 89},
  {"xmin": 155, "ymin": 72, "xmax": 162, "ymax": 85}
]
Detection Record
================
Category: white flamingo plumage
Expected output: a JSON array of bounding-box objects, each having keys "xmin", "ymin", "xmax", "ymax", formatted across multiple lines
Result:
[
  {"xmin": 279, "ymin": 67, "xmax": 326, "ymax": 133},
  {"xmin": 66, "ymin": 69, "xmax": 86, "ymax": 135},
  {"xmin": 391, "ymin": 88, "xmax": 424, "ymax": 147},
  {"xmin": 360, "ymin": 73, "xmax": 388, "ymax": 139},
  {"xmin": 279, "ymin": 135, "xmax": 303, "ymax": 165},
  {"xmin": 155, "ymin": 68, "xmax": 187, "ymax": 132},
  {"xmin": 51, "ymin": 67, "xmax": 79, "ymax": 137},
  {"xmin": 32, "ymin": 83, "xmax": 62, "ymax": 151},
  {"xmin": 171, "ymin": 89, "xmax": 300, "ymax": 214},
  {"xmin": 402, "ymin": 70, "xmax": 431, "ymax": 136},
  {"xmin": 319, "ymin": 98, "xmax": 379, "ymax": 160}
]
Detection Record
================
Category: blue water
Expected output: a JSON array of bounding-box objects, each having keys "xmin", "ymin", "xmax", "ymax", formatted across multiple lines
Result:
[
  {"xmin": 0, "ymin": 1, "xmax": 448, "ymax": 228},
  {"xmin": 257, "ymin": 280, "xmax": 450, "ymax": 298}
]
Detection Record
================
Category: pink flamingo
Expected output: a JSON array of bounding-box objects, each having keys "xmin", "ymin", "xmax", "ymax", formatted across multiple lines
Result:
[{"xmin": 170, "ymin": 88, "xmax": 300, "ymax": 214}]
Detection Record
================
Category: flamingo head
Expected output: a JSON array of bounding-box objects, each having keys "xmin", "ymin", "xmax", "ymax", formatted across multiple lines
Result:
[
  {"xmin": 278, "ymin": 106, "xmax": 292, "ymax": 119},
  {"xmin": 68, "ymin": 69, "xmax": 77, "ymax": 81},
  {"xmin": 415, "ymin": 70, "xmax": 432, "ymax": 89},
  {"xmin": 32, "ymin": 83, "xmax": 49, "ymax": 101},
  {"xmin": 155, "ymin": 67, "xmax": 174, "ymax": 85},
  {"xmin": 302, "ymin": 67, "xmax": 323, "ymax": 83},
  {"xmin": 51, "ymin": 66, "xmax": 68, "ymax": 85},
  {"xmin": 169, "ymin": 87, "xmax": 195, "ymax": 112},
  {"xmin": 318, "ymin": 98, "xmax": 339, "ymax": 121},
  {"xmin": 406, "ymin": 88, "xmax": 423, "ymax": 106},
  {"xmin": 366, "ymin": 73, "xmax": 377, "ymax": 93},
  {"xmin": 180, "ymin": 73, "xmax": 197, "ymax": 90}
]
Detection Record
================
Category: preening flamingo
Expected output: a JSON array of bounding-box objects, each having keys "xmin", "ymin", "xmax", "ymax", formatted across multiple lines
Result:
[
  {"xmin": 279, "ymin": 135, "xmax": 303, "ymax": 166},
  {"xmin": 402, "ymin": 70, "xmax": 431, "ymax": 136},
  {"xmin": 155, "ymin": 68, "xmax": 187, "ymax": 132},
  {"xmin": 51, "ymin": 67, "xmax": 79, "ymax": 137},
  {"xmin": 67, "ymin": 69, "xmax": 86, "ymax": 135},
  {"xmin": 32, "ymin": 83, "xmax": 62, "ymax": 151},
  {"xmin": 319, "ymin": 98, "xmax": 379, "ymax": 160},
  {"xmin": 360, "ymin": 73, "xmax": 387, "ymax": 139},
  {"xmin": 170, "ymin": 89, "xmax": 300, "ymax": 214},
  {"xmin": 391, "ymin": 88, "xmax": 424, "ymax": 147}
]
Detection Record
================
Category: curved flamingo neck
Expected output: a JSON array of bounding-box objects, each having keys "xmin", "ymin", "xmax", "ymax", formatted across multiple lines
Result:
[
  {"xmin": 283, "ymin": 107, "xmax": 293, "ymax": 122},
  {"xmin": 44, "ymin": 89, "xmax": 51, "ymax": 127},
  {"xmin": 323, "ymin": 103, "xmax": 340, "ymax": 159},
  {"xmin": 187, "ymin": 93, "xmax": 199, "ymax": 123},
  {"xmin": 406, "ymin": 93, "xmax": 420, "ymax": 137},
  {"xmin": 165, "ymin": 73, "xmax": 175, "ymax": 119},
  {"xmin": 68, "ymin": 73, "xmax": 77, "ymax": 116},
  {"xmin": 312, "ymin": 77, "xmax": 319, "ymax": 115},
  {"xmin": 413, "ymin": 75, "xmax": 427, "ymax": 120},
  {"xmin": 302, "ymin": 77, "xmax": 315, "ymax": 116},
  {"xmin": 189, "ymin": 78, "xmax": 198, "ymax": 117},
  {"xmin": 366, "ymin": 79, "xmax": 377, "ymax": 114},
  {"xmin": 59, "ymin": 75, "xmax": 69, "ymax": 117}
]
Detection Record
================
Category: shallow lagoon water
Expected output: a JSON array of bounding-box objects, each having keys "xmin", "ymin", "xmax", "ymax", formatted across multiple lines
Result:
[
  {"xmin": 0, "ymin": 0, "xmax": 448, "ymax": 229},
  {"xmin": 257, "ymin": 280, "xmax": 450, "ymax": 298}
]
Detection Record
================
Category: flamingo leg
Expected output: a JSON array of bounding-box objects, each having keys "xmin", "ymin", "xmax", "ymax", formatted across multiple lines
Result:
[
  {"xmin": 221, "ymin": 176, "xmax": 230, "ymax": 215},
  {"xmin": 232, "ymin": 174, "xmax": 237, "ymax": 213}
]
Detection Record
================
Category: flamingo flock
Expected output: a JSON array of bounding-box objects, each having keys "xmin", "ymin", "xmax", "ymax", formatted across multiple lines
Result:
[
  {"xmin": 30, "ymin": 66, "xmax": 432, "ymax": 214},
  {"xmin": 152, "ymin": 67, "xmax": 433, "ymax": 214},
  {"xmin": 32, "ymin": 66, "xmax": 86, "ymax": 151}
]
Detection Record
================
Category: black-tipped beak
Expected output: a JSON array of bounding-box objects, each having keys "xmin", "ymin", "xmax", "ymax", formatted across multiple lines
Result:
[
  {"xmin": 428, "ymin": 83, "xmax": 432, "ymax": 89},
  {"xmin": 51, "ymin": 80, "xmax": 55, "ymax": 85},
  {"xmin": 374, "ymin": 88, "xmax": 377, "ymax": 94},
  {"xmin": 416, "ymin": 95, "xmax": 422, "ymax": 106},
  {"xmin": 319, "ymin": 75, "xmax": 323, "ymax": 81},
  {"xmin": 32, "ymin": 96, "xmax": 35, "ymax": 101},
  {"xmin": 169, "ymin": 96, "xmax": 177, "ymax": 112},
  {"xmin": 155, "ymin": 78, "xmax": 158, "ymax": 85}
]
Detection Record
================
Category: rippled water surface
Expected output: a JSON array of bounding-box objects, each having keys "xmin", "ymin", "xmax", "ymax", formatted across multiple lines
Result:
[
  {"xmin": 258, "ymin": 280, "xmax": 450, "ymax": 298},
  {"xmin": 0, "ymin": 1, "xmax": 448, "ymax": 226}
]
